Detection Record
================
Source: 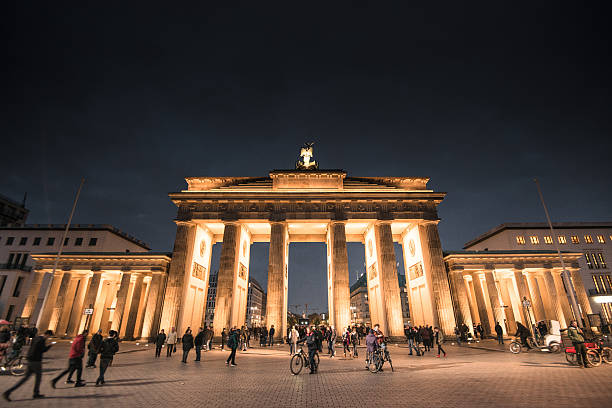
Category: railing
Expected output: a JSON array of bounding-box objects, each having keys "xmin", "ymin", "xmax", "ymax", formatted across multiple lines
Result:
[{"xmin": 0, "ymin": 263, "xmax": 32, "ymax": 272}]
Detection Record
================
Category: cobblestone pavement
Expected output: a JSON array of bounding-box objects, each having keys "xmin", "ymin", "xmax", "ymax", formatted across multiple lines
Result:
[{"xmin": 1, "ymin": 339, "xmax": 611, "ymax": 407}]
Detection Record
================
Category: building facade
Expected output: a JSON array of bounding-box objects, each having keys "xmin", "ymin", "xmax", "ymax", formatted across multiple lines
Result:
[
  {"xmin": 464, "ymin": 223, "xmax": 612, "ymax": 325},
  {"xmin": 0, "ymin": 193, "xmax": 28, "ymax": 227},
  {"xmin": 350, "ymin": 272, "xmax": 409, "ymax": 326}
]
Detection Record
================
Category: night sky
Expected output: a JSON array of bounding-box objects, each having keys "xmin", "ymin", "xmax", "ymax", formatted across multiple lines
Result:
[{"xmin": 3, "ymin": 2, "xmax": 611, "ymax": 314}]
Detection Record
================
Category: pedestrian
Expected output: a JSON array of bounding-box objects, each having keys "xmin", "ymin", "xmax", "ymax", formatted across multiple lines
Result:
[
  {"xmin": 477, "ymin": 324, "xmax": 484, "ymax": 340},
  {"xmin": 51, "ymin": 329, "xmax": 88, "ymax": 388},
  {"xmin": 181, "ymin": 328, "xmax": 194, "ymax": 363},
  {"xmin": 194, "ymin": 327, "xmax": 205, "ymax": 361},
  {"xmin": 406, "ymin": 326, "xmax": 419, "ymax": 356},
  {"xmin": 95, "ymin": 330, "xmax": 119, "ymax": 386},
  {"xmin": 420, "ymin": 326, "xmax": 430, "ymax": 352},
  {"xmin": 290, "ymin": 325, "xmax": 299, "ymax": 355},
  {"xmin": 268, "ymin": 325, "xmax": 275, "ymax": 347},
  {"xmin": 434, "ymin": 327, "xmax": 446, "ymax": 358},
  {"xmin": 205, "ymin": 325, "xmax": 213, "ymax": 351},
  {"xmin": 342, "ymin": 327, "xmax": 351, "ymax": 358},
  {"xmin": 365, "ymin": 329, "xmax": 377, "ymax": 370},
  {"xmin": 221, "ymin": 328, "xmax": 228, "ymax": 350},
  {"xmin": 226, "ymin": 327, "xmax": 239, "ymax": 366},
  {"xmin": 351, "ymin": 327, "xmax": 358, "ymax": 357},
  {"xmin": 567, "ymin": 320, "xmax": 589, "ymax": 368},
  {"xmin": 454, "ymin": 326, "xmax": 462, "ymax": 346},
  {"xmin": 328, "ymin": 325, "xmax": 336, "ymax": 358},
  {"xmin": 166, "ymin": 327, "xmax": 177, "ymax": 357},
  {"xmin": 494, "ymin": 322, "xmax": 504, "ymax": 345},
  {"xmin": 154, "ymin": 329, "xmax": 166, "ymax": 358},
  {"xmin": 86, "ymin": 329, "xmax": 103, "ymax": 367},
  {"xmin": 3, "ymin": 329, "xmax": 54, "ymax": 401},
  {"xmin": 296, "ymin": 327, "xmax": 318, "ymax": 374}
]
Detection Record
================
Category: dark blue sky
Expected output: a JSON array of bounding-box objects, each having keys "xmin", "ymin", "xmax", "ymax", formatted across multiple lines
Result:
[{"xmin": 3, "ymin": 2, "xmax": 611, "ymax": 312}]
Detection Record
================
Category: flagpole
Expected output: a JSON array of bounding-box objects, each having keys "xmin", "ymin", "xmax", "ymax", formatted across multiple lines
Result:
[{"xmin": 534, "ymin": 178, "xmax": 583, "ymax": 328}]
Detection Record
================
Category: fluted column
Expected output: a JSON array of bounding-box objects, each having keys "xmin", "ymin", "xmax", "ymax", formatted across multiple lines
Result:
[
  {"xmin": 159, "ymin": 221, "xmax": 196, "ymax": 333},
  {"xmin": 526, "ymin": 274, "xmax": 546, "ymax": 322},
  {"xmin": 213, "ymin": 222, "xmax": 241, "ymax": 338},
  {"xmin": 471, "ymin": 272, "xmax": 491, "ymax": 335},
  {"xmin": 45, "ymin": 271, "xmax": 71, "ymax": 333},
  {"xmin": 20, "ymin": 270, "xmax": 45, "ymax": 319},
  {"xmin": 552, "ymin": 271, "xmax": 574, "ymax": 327},
  {"xmin": 141, "ymin": 273, "xmax": 165, "ymax": 339},
  {"xmin": 543, "ymin": 270, "xmax": 565, "ymax": 326},
  {"xmin": 570, "ymin": 268, "xmax": 593, "ymax": 321},
  {"xmin": 124, "ymin": 274, "xmax": 144, "ymax": 340},
  {"xmin": 450, "ymin": 271, "xmax": 474, "ymax": 333},
  {"xmin": 484, "ymin": 269, "xmax": 506, "ymax": 334},
  {"xmin": 266, "ymin": 222, "xmax": 288, "ymax": 340},
  {"xmin": 513, "ymin": 269, "xmax": 533, "ymax": 325},
  {"xmin": 66, "ymin": 276, "xmax": 89, "ymax": 336},
  {"xmin": 418, "ymin": 222, "xmax": 456, "ymax": 335},
  {"xmin": 110, "ymin": 272, "xmax": 132, "ymax": 333},
  {"xmin": 499, "ymin": 278, "xmax": 517, "ymax": 334},
  {"xmin": 56, "ymin": 276, "xmax": 79, "ymax": 336},
  {"xmin": 80, "ymin": 271, "xmax": 102, "ymax": 331},
  {"xmin": 466, "ymin": 279, "xmax": 480, "ymax": 329}
]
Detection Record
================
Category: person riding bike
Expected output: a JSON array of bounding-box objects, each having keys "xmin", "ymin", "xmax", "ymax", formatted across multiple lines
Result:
[
  {"xmin": 514, "ymin": 322, "xmax": 531, "ymax": 350},
  {"xmin": 373, "ymin": 324, "xmax": 387, "ymax": 371},
  {"xmin": 296, "ymin": 327, "xmax": 318, "ymax": 374}
]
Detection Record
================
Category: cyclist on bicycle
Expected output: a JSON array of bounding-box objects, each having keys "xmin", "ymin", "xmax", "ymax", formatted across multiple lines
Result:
[
  {"xmin": 365, "ymin": 329, "xmax": 377, "ymax": 370},
  {"xmin": 297, "ymin": 326, "xmax": 318, "ymax": 374},
  {"xmin": 373, "ymin": 324, "xmax": 387, "ymax": 371}
]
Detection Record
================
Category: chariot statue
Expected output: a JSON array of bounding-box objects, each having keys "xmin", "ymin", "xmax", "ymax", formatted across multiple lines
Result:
[{"xmin": 296, "ymin": 142, "xmax": 318, "ymax": 170}]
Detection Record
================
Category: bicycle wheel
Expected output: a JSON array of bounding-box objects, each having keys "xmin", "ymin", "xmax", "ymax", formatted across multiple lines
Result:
[
  {"xmin": 565, "ymin": 352, "xmax": 578, "ymax": 365},
  {"xmin": 548, "ymin": 342, "xmax": 561, "ymax": 354},
  {"xmin": 386, "ymin": 351, "xmax": 394, "ymax": 372},
  {"xmin": 290, "ymin": 354, "xmax": 304, "ymax": 375},
  {"xmin": 586, "ymin": 349, "xmax": 601, "ymax": 367},
  {"xmin": 368, "ymin": 354, "xmax": 381, "ymax": 373},
  {"xmin": 314, "ymin": 352, "xmax": 320, "ymax": 367},
  {"xmin": 509, "ymin": 341, "xmax": 522, "ymax": 354},
  {"xmin": 601, "ymin": 347, "xmax": 612, "ymax": 364},
  {"xmin": 9, "ymin": 357, "xmax": 25, "ymax": 376}
]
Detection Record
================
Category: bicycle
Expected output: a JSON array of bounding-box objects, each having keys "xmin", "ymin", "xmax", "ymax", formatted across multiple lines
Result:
[
  {"xmin": 509, "ymin": 337, "xmax": 537, "ymax": 354},
  {"xmin": 565, "ymin": 337, "xmax": 611, "ymax": 367},
  {"xmin": 367, "ymin": 343, "xmax": 393, "ymax": 373},
  {"xmin": 0, "ymin": 350, "xmax": 26, "ymax": 376},
  {"xmin": 290, "ymin": 346, "xmax": 319, "ymax": 375}
]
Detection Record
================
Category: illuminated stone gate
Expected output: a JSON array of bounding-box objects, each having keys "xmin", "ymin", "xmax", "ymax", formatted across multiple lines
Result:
[{"xmin": 160, "ymin": 147, "xmax": 457, "ymax": 339}]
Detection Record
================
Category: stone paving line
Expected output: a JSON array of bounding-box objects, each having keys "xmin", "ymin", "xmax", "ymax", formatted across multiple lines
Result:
[{"xmin": 1, "ymin": 340, "xmax": 611, "ymax": 408}]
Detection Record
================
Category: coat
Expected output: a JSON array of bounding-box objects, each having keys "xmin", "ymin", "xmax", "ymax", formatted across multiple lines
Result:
[
  {"xmin": 194, "ymin": 331, "xmax": 205, "ymax": 347},
  {"xmin": 155, "ymin": 333, "xmax": 166, "ymax": 346},
  {"xmin": 166, "ymin": 331, "xmax": 178, "ymax": 344},
  {"xmin": 100, "ymin": 337, "xmax": 119, "ymax": 360},
  {"xmin": 88, "ymin": 333, "xmax": 103, "ymax": 352},
  {"xmin": 26, "ymin": 335, "xmax": 52, "ymax": 362},
  {"xmin": 69, "ymin": 334, "xmax": 86, "ymax": 358},
  {"xmin": 365, "ymin": 333, "xmax": 377, "ymax": 353},
  {"xmin": 182, "ymin": 334, "xmax": 194, "ymax": 351}
]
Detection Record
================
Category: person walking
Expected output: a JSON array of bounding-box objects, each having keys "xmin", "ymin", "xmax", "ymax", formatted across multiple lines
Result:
[
  {"xmin": 351, "ymin": 327, "xmax": 359, "ymax": 357},
  {"xmin": 494, "ymin": 322, "xmax": 504, "ymax": 345},
  {"xmin": 204, "ymin": 325, "xmax": 213, "ymax": 351},
  {"xmin": 420, "ymin": 326, "xmax": 430, "ymax": 352},
  {"xmin": 407, "ymin": 326, "xmax": 419, "ymax": 356},
  {"xmin": 181, "ymin": 328, "xmax": 194, "ymax": 363},
  {"xmin": 95, "ymin": 330, "xmax": 119, "ymax": 386},
  {"xmin": 86, "ymin": 329, "xmax": 103, "ymax": 368},
  {"xmin": 434, "ymin": 327, "xmax": 446, "ymax": 358},
  {"xmin": 328, "ymin": 326, "xmax": 337, "ymax": 358},
  {"xmin": 225, "ymin": 327, "xmax": 239, "ymax": 366},
  {"xmin": 365, "ymin": 329, "xmax": 377, "ymax": 370},
  {"xmin": 342, "ymin": 327, "xmax": 351, "ymax": 358},
  {"xmin": 221, "ymin": 328, "xmax": 228, "ymax": 351},
  {"xmin": 454, "ymin": 326, "xmax": 462, "ymax": 346},
  {"xmin": 567, "ymin": 320, "xmax": 589, "ymax": 368},
  {"xmin": 51, "ymin": 329, "xmax": 88, "ymax": 388},
  {"xmin": 154, "ymin": 329, "xmax": 166, "ymax": 358},
  {"xmin": 194, "ymin": 328, "xmax": 205, "ymax": 361},
  {"xmin": 268, "ymin": 325, "xmax": 275, "ymax": 347},
  {"xmin": 290, "ymin": 325, "xmax": 299, "ymax": 355},
  {"xmin": 3, "ymin": 330, "xmax": 54, "ymax": 401},
  {"xmin": 166, "ymin": 327, "xmax": 177, "ymax": 357}
]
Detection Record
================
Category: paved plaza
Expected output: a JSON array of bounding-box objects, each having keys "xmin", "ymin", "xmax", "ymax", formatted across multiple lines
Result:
[{"xmin": 1, "ymin": 340, "xmax": 611, "ymax": 407}]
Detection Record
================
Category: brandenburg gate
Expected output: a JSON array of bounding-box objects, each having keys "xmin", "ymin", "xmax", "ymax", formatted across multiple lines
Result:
[{"xmin": 159, "ymin": 146, "xmax": 457, "ymax": 340}]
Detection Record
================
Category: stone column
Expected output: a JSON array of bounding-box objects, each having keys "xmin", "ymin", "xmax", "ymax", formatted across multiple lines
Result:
[
  {"xmin": 513, "ymin": 269, "xmax": 533, "ymax": 325},
  {"xmin": 418, "ymin": 223, "xmax": 456, "ymax": 335},
  {"xmin": 328, "ymin": 221, "xmax": 352, "ymax": 333},
  {"xmin": 536, "ymin": 273, "xmax": 555, "ymax": 320},
  {"xmin": 213, "ymin": 222, "xmax": 241, "ymax": 338},
  {"xmin": 266, "ymin": 222, "xmax": 288, "ymax": 340},
  {"xmin": 466, "ymin": 279, "xmax": 480, "ymax": 330},
  {"xmin": 450, "ymin": 271, "xmax": 474, "ymax": 333},
  {"xmin": 124, "ymin": 274, "xmax": 144, "ymax": 340},
  {"xmin": 134, "ymin": 278, "xmax": 151, "ymax": 339},
  {"xmin": 20, "ymin": 270, "xmax": 45, "ymax": 318},
  {"xmin": 56, "ymin": 276, "xmax": 79, "ymax": 337},
  {"xmin": 66, "ymin": 276, "xmax": 89, "ymax": 336},
  {"xmin": 159, "ymin": 221, "xmax": 196, "ymax": 334},
  {"xmin": 484, "ymin": 269, "xmax": 506, "ymax": 335},
  {"xmin": 471, "ymin": 272, "xmax": 491, "ymax": 336},
  {"xmin": 499, "ymin": 278, "xmax": 517, "ymax": 334},
  {"xmin": 45, "ymin": 271, "xmax": 72, "ymax": 333},
  {"xmin": 543, "ymin": 270, "xmax": 565, "ymax": 326},
  {"xmin": 141, "ymin": 273, "xmax": 165, "ymax": 339},
  {"xmin": 553, "ymin": 271, "xmax": 574, "ymax": 327},
  {"xmin": 526, "ymin": 274, "xmax": 546, "ymax": 322},
  {"xmin": 570, "ymin": 268, "xmax": 593, "ymax": 321},
  {"xmin": 80, "ymin": 271, "xmax": 103, "ymax": 331},
  {"xmin": 110, "ymin": 271, "xmax": 132, "ymax": 333}
]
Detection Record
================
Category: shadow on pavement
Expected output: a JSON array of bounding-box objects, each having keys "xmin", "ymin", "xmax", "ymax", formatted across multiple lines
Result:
[{"xmin": 9, "ymin": 393, "xmax": 124, "ymax": 401}]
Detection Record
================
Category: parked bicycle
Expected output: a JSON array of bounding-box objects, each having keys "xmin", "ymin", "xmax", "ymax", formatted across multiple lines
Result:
[
  {"xmin": 0, "ymin": 350, "xmax": 25, "ymax": 376},
  {"xmin": 565, "ymin": 337, "xmax": 612, "ymax": 367},
  {"xmin": 290, "ymin": 346, "xmax": 319, "ymax": 375},
  {"xmin": 367, "ymin": 343, "xmax": 393, "ymax": 373}
]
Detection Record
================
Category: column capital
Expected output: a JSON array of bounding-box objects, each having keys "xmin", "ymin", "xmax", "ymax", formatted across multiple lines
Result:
[
  {"xmin": 329, "ymin": 219, "xmax": 347, "ymax": 226},
  {"xmin": 513, "ymin": 264, "xmax": 525, "ymax": 271},
  {"xmin": 374, "ymin": 219, "xmax": 393, "ymax": 226},
  {"xmin": 175, "ymin": 220, "xmax": 196, "ymax": 227},
  {"xmin": 484, "ymin": 263, "xmax": 495, "ymax": 271},
  {"xmin": 268, "ymin": 212, "xmax": 286, "ymax": 222}
]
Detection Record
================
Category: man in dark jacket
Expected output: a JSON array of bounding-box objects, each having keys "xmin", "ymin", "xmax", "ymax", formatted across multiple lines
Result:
[
  {"xmin": 51, "ymin": 329, "xmax": 88, "ymax": 388},
  {"xmin": 514, "ymin": 322, "xmax": 531, "ymax": 349},
  {"xmin": 194, "ymin": 328, "xmax": 205, "ymax": 361},
  {"xmin": 268, "ymin": 325, "xmax": 275, "ymax": 347},
  {"xmin": 155, "ymin": 329, "xmax": 166, "ymax": 358},
  {"xmin": 225, "ymin": 327, "xmax": 239, "ymax": 366},
  {"xmin": 297, "ymin": 327, "xmax": 318, "ymax": 374},
  {"xmin": 96, "ymin": 330, "xmax": 119, "ymax": 386},
  {"xmin": 86, "ymin": 329, "xmax": 103, "ymax": 368},
  {"xmin": 181, "ymin": 328, "xmax": 194, "ymax": 363},
  {"xmin": 3, "ymin": 329, "xmax": 53, "ymax": 401},
  {"xmin": 204, "ymin": 326, "xmax": 213, "ymax": 351},
  {"xmin": 494, "ymin": 322, "xmax": 504, "ymax": 345}
]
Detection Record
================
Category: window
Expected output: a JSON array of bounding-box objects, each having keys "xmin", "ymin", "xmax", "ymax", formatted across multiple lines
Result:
[
  {"xmin": 7, "ymin": 253, "xmax": 15, "ymax": 268},
  {"xmin": 12, "ymin": 276, "xmax": 24, "ymax": 297},
  {"xmin": 597, "ymin": 235, "xmax": 605, "ymax": 244},
  {"xmin": 586, "ymin": 254, "xmax": 593, "ymax": 269},
  {"xmin": 20, "ymin": 254, "xmax": 27, "ymax": 268},
  {"xmin": 591, "ymin": 253, "xmax": 600, "ymax": 269},
  {"xmin": 600, "ymin": 276, "xmax": 607, "ymax": 293},
  {"xmin": 544, "ymin": 236, "xmax": 553, "ymax": 244},
  {"xmin": 89, "ymin": 238, "xmax": 98, "ymax": 246},
  {"xmin": 584, "ymin": 235, "xmax": 594, "ymax": 244},
  {"xmin": 75, "ymin": 237, "xmax": 83, "ymax": 246},
  {"xmin": 5, "ymin": 237, "xmax": 14, "ymax": 246},
  {"xmin": 606, "ymin": 275, "xmax": 612, "ymax": 292},
  {"xmin": 516, "ymin": 236, "xmax": 526, "ymax": 245},
  {"xmin": 558, "ymin": 236, "xmax": 567, "ymax": 244},
  {"xmin": 33, "ymin": 237, "xmax": 41, "ymax": 246},
  {"xmin": 571, "ymin": 235, "xmax": 580, "ymax": 244},
  {"xmin": 5, "ymin": 305, "xmax": 14, "ymax": 321},
  {"xmin": 598, "ymin": 253, "xmax": 607, "ymax": 269},
  {"xmin": 19, "ymin": 237, "xmax": 27, "ymax": 246},
  {"xmin": 47, "ymin": 237, "xmax": 55, "ymax": 246},
  {"xmin": 593, "ymin": 275, "xmax": 601, "ymax": 293},
  {"xmin": 529, "ymin": 236, "xmax": 540, "ymax": 244},
  {"xmin": 0, "ymin": 275, "xmax": 6, "ymax": 295},
  {"xmin": 63, "ymin": 237, "xmax": 69, "ymax": 246},
  {"xmin": 13, "ymin": 254, "xmax": 22, "ymax": 268}
]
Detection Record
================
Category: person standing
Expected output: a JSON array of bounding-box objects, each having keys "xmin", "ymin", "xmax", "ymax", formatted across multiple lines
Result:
[
  {"xmin": 477, "ymin": 324, "xmax": 484, "ymax": 340},
  {"xmin": 407, "ymin": 326, "xmax": 419, "ymax": 356},
  {"xmin": 181, "ymin": 328, "xmax": 194, "ymax": 363},
  {"xmin": 351, "ymin": 327, "xmax": 359, "ymax": 357},
  {"xmin": 96, "ymin": 330, "xmax": 119, "ymax": 386},
  {"xmin": 86, "ymin": 329, "xmax": 103, "ymax": 368},
  {"xmin": 51, "ymin": 329, "xmax": 88, "ymax": 388},
  {"xmin": 166, "ymin": 327, "xmax": 177, "ymax": 357},
  {"xmin": 204, "ymin": 325, "xmax": 213, "ymax": 351},
  {"xmin": 3, "ymin": 330, "xmax": 54, "ymax": 401},
  {"xmin": 290, "ymin": 325, "xmax": 299, "ymax": 355},
  {"xmin": 454, "ymin": 326, "xmax": 462, "ymax": 347},
  {"xmin": 154, "ymin": 329, "xmax": 166, "ymax": 358},
  {"xmin": 567, "ymin": 320, "xmax": 589, "ymax": 368},
  {"xmin": 268, "ymin": 325, "xmax": 275, "ymax": 347},
  {"xmin": 365, "ymin": 329, "xmax": 377, "ymax": 370},
  {"xmin": 225, "ymin": 327, "xmax": 239, "ymax": 366},
  {"xmin": 342, "ymin": 327, "xmax": 351, "ymax": 358},
  {"xmin": 194, "ymin": 328, "xmax": 205, "ymax": 361},
  {"xmin": 296, "ymin": 327, "xmax": 318, "ymax": 374},
  {"xmin": 328, "ymin": 326, "xmax": 337, "ymax": 358},
  {"xmin": 434, "ymin": 327, "xmax": 446, "ymax": 358},
  {"xmin": 494, "ymin": 322, "xmax": 504, "ymax": 345},
  {"xmin": 420, "ymin": 326, "xmax": 430, "ymax": 352},
  {"xmin": 221, "ymin": 328, "xmax": 228, "ymax": 351}
]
